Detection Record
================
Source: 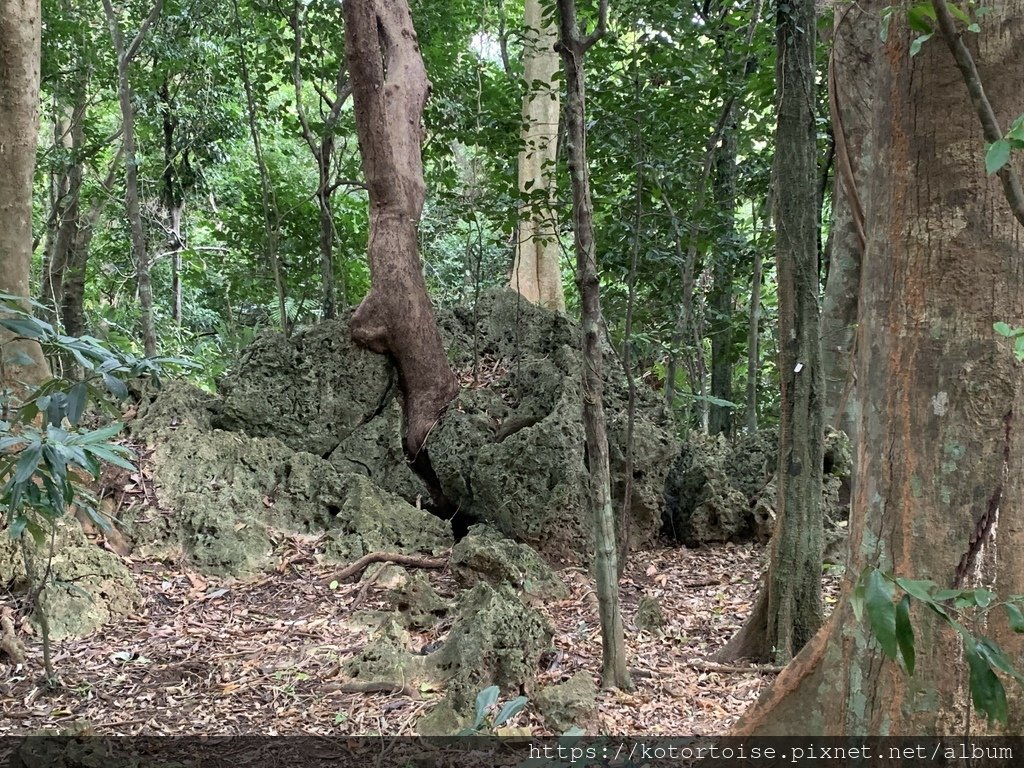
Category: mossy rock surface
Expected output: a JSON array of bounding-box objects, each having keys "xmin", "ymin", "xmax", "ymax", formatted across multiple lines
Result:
[
  {"xmin": 437, "ymin": 582, "xmax": 552, "ymax": 714},
  {"xmin": 127, "ymin": 417, "xmax": 451, "ymax": 576},
  {"xmin": 0, "ymin": 522, "xmax": 139, "ymax": 641},
  {"xmin": 534, "ymin": 672, "xmax": 598, "ymax": 733},
  {"xmin": 431, "ymin": 289, "xmax": 678, "ymax": 564},
  {"xmin": 664, "ymin": 426, "xmax": 853, "ymax": 546},
  {"xmin": 451, "ymin": 524, "xmax": 567, "ymax": 599}
]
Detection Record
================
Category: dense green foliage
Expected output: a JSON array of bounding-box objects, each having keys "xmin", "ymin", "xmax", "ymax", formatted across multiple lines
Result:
[{"xmin": 31, "ymin": 0, "xmax": 830, "ymax": 431}]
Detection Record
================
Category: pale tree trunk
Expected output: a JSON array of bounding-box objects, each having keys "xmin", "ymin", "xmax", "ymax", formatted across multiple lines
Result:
[
  {"xmin": 344, "ymin": 0, "xmax": 458, "ymax": 456},
  {"xmin": 0, "ymin": 0, "xmax": 50, "ymax": 395},
  {"xmin": 556, "ymin": 0, "xmax": 632, "ymax": 692},
  {"xmin": 735, "ymin": 1, "xmax": 1024, "ymax": 736},
  {"xmin": 718, "ymin": 0, "xmax": 823, "ymax": 665},
  {"xmin": 509, "ymin": 0, "xmax": 564, "ymax": 312},
  {"xmin": 102, "ymin": 0, "xmax": 164, "ymax": 358}
]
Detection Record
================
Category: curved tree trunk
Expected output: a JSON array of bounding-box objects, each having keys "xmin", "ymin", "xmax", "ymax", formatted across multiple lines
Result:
[
  {"xmin": 510, "ymin": 0, "xmax": 564, "ymax": 312},
  {"xmin": 735, "ymin": 1, "xmax": 1024, "ymax": 735},
  {"xmin": 0, "ymin": 0, "xmax": 50, "ymax": 395},
  {"xmin": 344, "ymin": 0, "xmax": 458, "ymax": 456}
]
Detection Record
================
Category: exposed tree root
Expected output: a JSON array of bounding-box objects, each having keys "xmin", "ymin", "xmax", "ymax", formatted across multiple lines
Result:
[
  {"xmin": 323, "ymin": 680, "xmax": 421, "ymax": 699},
  {"xmin": 334, "ymin": 551, "xmax": 449, "ymax": 583},
  {"xmin": 686, "ymin": 658, "xmax": 784, "ymax": 675}
]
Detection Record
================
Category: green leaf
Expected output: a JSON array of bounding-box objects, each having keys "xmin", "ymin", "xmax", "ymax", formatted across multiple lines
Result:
[
  {"xmin": 948, "ymin": 3, "xmax": 971, "ymax": 25},
  {"xmin": 8, "ymin": 515, "xmax": 28, "ymax": 539},
  {"xmin": 965, "ymin": 639, "xmax": 1008, "ymax": 723},
  {"xmin": 976, "ymin": 637, "xmax": 1024, "ymax": 684},
  {"xmin": 895, "ymin": 595, "xmax": 916, "ymax": 675},
  {"xmin": 894, "ymin": 577, "xmax": 937, "ymax": 603},
  {"xmin": 102, "ymin": 373, "xmax": 129, "ymax": 401},
  {"xmin": 83, "ymin": 444, "xmax": 136, "ymax": 472},
  {"xmin": 880, "ymin": 8, "xmax": 894, "ymax": 42},
  {"xmin": 986, "ymin": 139, "xmax": 1011, "ymax": 174},
  {"xmin": 67, "ymin": 422, "xmax": 125, "ymax": 445},
  {"xmin": 25, "ymin": 518, "xmax": 47, "ymax": 547},
  {"xmin": 0, "ymin": 316, "xmax": 47, "ymax": 339},
  {"xmin": 907, "ymin": 5, "xmax": 936, "ymax": 33},
  {"xmin": 67, "ymin": 382, "xmax": 88, "ymax": 426},
  {"xmin": 909, "ymin": 32, "xmax": 933, "ymax": 57},
  {"xmin": 1004, "ymin": 603, "xmax": 1024, "ymax": 633},
  {"xmin": 994, "ymin": 321, "xmax": 1014, "ymax": 337},
  {"xmin": 494, "ymin": 696, "xmax": 529, "ymax": 727},
  {"xmin": 0, "ymin": 435, "xmax": 27, "ymax": 452},
  {"xmin": 473, "ymin": 686, "xmax": 500, "ymax": 729},
  {"xmin": 865, "ymin": 568, "xmax": 899, "ymax": 660},
  {"xmin": 12, "ymin": 443, "xmax": 43, "ymax": 484}
]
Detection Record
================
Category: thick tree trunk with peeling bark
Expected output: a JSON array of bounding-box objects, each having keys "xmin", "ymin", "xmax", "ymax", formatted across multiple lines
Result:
[
  {"xmin": 510, "ymin": 0, "xmax": 564, "ymax": 312},
  {"xmin": 344, "ymin": 0, "xmax": 457, "ymax": 456},
  {"xmin": 734, "ymin": 2, "xmax": 1024, "ymax": 736},
  {"xmin": 0, "ymin": 0, "xmax": 50, "ymax": 393}
]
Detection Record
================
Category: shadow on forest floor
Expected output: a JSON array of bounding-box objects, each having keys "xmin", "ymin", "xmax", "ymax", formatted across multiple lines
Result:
[{"xmin": 0, "ymin": 531, "xmax": 841, "ymax": 736}]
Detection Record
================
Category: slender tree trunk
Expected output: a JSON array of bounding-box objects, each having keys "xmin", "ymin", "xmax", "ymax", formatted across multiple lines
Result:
[
  {"xmin": 0, "ymin": 0, "xmax": 50, "ymax": 394},
  {"xmin": 102, "ymin": 0, "xmax": 163, "ymax": 358},
  {"xmin": 734, "ymin": 1, "xmax": 1024, "ymax": 736},
  {"xmin": 719, "ymin": 0, "xmax": 823, "ymax": 665},
  {"xmin": 40, "ymin": 93, "xmax": 86, "ymax": 326},
  {"xmin": 556, "ymin": 0, "xmax": 632, "ymax": 692},
  {"xmin": 158, "ymin": 78, "xmax": 187, "ymax": 326},
  {"xmin": 233, "ymin": 0, "xmax": 287, "ymax": 333},
  {"xmin": 744, "ymin": 199, "xmax": 765, "ymax": 434},
  {"xmin": 62, "ymin": 147, "xmax": 123, "ymax": 344},
  {"xmin": 510, "ymin": 0, "xmax": 564, "ymax": 312},
  {"xmin": 344, "ymin": 0, "xmax": 458, "ymax": 456},
  {"xmin": 708, "ymin": 123, "xmax": 738, "ymax": 437},
  {"xmin": 290, "ymin": 1, "xmax": 352, "ymax": 320}
]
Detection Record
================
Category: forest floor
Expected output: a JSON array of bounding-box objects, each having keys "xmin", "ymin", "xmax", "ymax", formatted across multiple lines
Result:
[{"xmin": 0, "ymin": 531, "xmax": 843, "ymax": 736}]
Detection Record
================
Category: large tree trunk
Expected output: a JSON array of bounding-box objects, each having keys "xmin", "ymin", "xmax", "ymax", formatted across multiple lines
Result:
[
  {"xmin": 0, "ymin": 0, "xmax": 50, "ymax": 393},
  {"xmin": 343, "ymin": 0, "xmax": 458, "ymax": 456},
  {"xmin": 734, "ymin": 1, "xmax": 1024, "ymax": 735},
  {"xmin": 718, "ymin": 0, "xmax": 823, "ymax": 665},
  {"xmin": 509, "ymin": 0, "xmax": 564, "ymax": 313}
]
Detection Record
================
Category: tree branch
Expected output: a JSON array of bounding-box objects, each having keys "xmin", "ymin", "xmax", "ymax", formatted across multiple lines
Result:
[
  {"xmin": 124, "ymin": 0, "xmax": 165, "ymax": 65},
  {"xmin": 931, "ymin": 0, "xmax": 1024, "ymax": 227}
]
